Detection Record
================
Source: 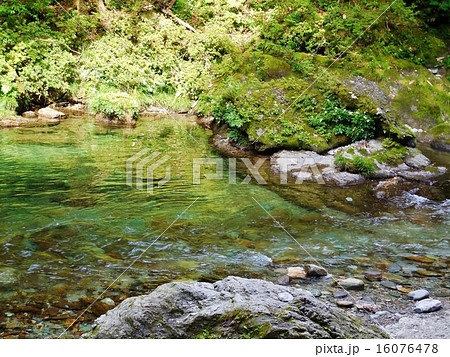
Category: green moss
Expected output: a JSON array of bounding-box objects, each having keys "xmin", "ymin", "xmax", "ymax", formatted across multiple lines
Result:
[
  {"xmin": 424, "ymin": 166, "xmax": 439, "ymax": 173},
  {"xmin": 335, "ymin": 154, "xmax": 375, "ymax": 177}
]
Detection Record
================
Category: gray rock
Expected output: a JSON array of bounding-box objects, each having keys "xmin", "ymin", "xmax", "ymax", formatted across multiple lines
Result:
[
  {"xmin": 277, "ymin": 292, "xmax": 293, "ymax": 302},
  {"xmin": 414, "ymin": 299, "xmax": 442, "ymax": 313},
  {"xmin": 397, "ymin": 167, "xmax": 446, "ymax": 181},
  {"xmin": 323, "ymin": 172, "xmax": 365, "ymax": 186},
  {"xmin": 333, "ymin": 291, "xmax": 348, "ymax": 299},
  {"xmin": 380, "ymin": 280, "xmax": 397, "ymax": 290},
  {"xmin": 276, "ymin": 275, "xmax": 291, "ymax": 286},
  {"xmin": 37, "ymin": 107, "xmax": 66, "ymax": 119},
  {"xmin": 308, "ymin": 289, "xmax": 322, "ymax": 297},
  {"xmin": 364, "ymin": 270, "xmax": 382, "ymax": 281},
  {"xmin": 407, "ymin": 289, "xmax": 429, "ymax": 301},
  {"xmin": 388, "ymin": 263, "xmax": 401, "ymax": 274},
  {"xmin": 304, "ymin": 264, "xmax": 328, "ymax": 277},
  {"xmin": 405, "ymin": 154, "xmax": 431, "ymax": 169},
  {"xmin": 87, "ymin": 277, "xmax": 387, "ymax": 339},
  {"xmin": 386, "ymin": 309, "xmax": 450, "ymax": 338},
  {"xmin": 336, "ymin": 300, "xmax": 354, "ymax": 308},
  {"xmin": 338, "ymin": 278, "xmax": 365, "ymax": 290}
]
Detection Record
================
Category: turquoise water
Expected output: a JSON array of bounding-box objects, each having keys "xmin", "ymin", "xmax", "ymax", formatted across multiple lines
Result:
[{"xmin": 0, "ymin": 116, "xmax": 448, "ymax": 337}]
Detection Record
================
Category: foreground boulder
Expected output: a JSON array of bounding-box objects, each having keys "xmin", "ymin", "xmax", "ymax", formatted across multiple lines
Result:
[{"xmin": 87, "ymin": 277, "xmax": 387, "ymax": 339}]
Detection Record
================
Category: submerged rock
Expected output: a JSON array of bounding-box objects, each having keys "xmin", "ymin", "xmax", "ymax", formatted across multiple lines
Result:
[
  {"xmin": 364, "ymin": 270, "xmax": 383, "ymax": 281},
  {"xmin": 87, "ymin": 277, "xmax": 387, "ymax": 339},
  {"xmin": 337, "ymin": 278, "xmax": 365, "ymax": 291}
]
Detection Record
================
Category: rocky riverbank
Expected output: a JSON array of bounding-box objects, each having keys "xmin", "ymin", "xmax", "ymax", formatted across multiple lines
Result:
[
  {"xmin": 86, "ymin": 273, "xmax": 448, "ymax": 339},
  {"xmin": 86, "ymin": 276, "xmax": 388, "ymax": 339}
]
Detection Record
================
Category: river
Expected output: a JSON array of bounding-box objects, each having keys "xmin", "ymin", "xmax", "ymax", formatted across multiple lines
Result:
[{"xmin": 0, "ymin": 115, "xmax": 448, "ymax": 337}]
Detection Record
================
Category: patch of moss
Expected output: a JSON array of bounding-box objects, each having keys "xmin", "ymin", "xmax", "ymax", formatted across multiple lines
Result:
[{"xmin": 335, "ymin": 154, "xmax": 375, "ymax": 177}]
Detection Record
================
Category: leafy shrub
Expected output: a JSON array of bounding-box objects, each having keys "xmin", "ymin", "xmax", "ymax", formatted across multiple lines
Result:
[
  {"xmin": 308, "ymin": 98, "xmax": 376, "ymax": 141},
  {"xmin": 214, "ymin": 102, "xmax": 250, "ymax": 128},
  {"xmin": 87, "ymin": 88, "xmax": 141, "ymax": 123}
]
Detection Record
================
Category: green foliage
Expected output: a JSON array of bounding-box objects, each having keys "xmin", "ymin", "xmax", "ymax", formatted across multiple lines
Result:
[
  {"xmin": 405, "ymin": 0, "xmax": 450, "ymax": 23},
  {"xmin": 214, "ymin": 102, "xmax": 250, "ymax": 128},
  {"xmin": 308, "ymin": 98, "xmax": 376, "ymax": 142},
  {"xmin": 353, "ymin": 156, "xmax": 375, "ymax": 176},
  {"xmin": 87, "ymin": 88, "xmax": 142, "ymax": 122}
]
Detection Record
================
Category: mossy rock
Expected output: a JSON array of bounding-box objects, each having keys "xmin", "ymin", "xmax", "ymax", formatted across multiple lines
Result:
[{"xmin": 429, "ymin": 123, "xmax": 450, "ymax": 151}]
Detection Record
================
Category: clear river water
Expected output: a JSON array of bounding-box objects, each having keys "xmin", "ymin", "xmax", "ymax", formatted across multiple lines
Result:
[{"xmin": 0, "ymin": 115, "xmax": 448, "ymax": 337}]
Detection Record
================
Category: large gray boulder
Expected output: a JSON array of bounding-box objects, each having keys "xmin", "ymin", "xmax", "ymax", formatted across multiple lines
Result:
[{"xmin": 87, "ymin": 277, "xmax": 387, "ymax": 339}]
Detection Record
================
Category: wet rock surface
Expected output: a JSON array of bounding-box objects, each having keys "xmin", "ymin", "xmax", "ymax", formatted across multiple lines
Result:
[{"xmin": 87, "ymin": 277, "xmax": 387, "ymax": 339}]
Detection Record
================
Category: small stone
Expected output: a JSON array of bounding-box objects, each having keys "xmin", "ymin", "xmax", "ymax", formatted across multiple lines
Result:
[
  {"xmin": 361, "ymin": 296, "xmax": 375, "ymax": 303},
  {"xmin": 336, "ymin": 300, "xmax": 354, "ymax": 308},
  {"xmin": 414, "ymin": 299, "xmax": 442, "ymax": 313},
  {"xmin": 407, "ymin": 289, "xmax": 430, "ymax": 301},
  {"xmin": 333, "ymin": 291, "xmax": 348, "ymax": 299},
  {"xmin": 286, "ymin": 267, "xmax": 306, "ymax": 279},
  {"xmin": 406, "ymin": 256, "xmax": 435, "ymax": 264},
  {"xmin": 277, "ymin": 292, "xmax": 293, "ymax": 302},
  {"xmin": 388, "ymin": 263, "xmax": 401, "ymax": 273},
  {"xmin": 338, "ymin": 278, "xmax": 365, "ymax": 290},
  {"xmin": 382, "ymin": 273, "xmax": 407, "ymax": 284},
  {"xmin": 346, "ymin": 197, "xmax": 353, "ymax": 202},
  {"xmin": 416, "ymin": 270, "xmax": 442, "ymax": 277},
  {"xmin": 304, "ymin": 264, "xmax": 328, "ymax": 277},
  {"xmin": 356, "ymin": 301, "xmax": 378, "ymax": 312},
  {"xmin": 308, "ymin": 289, "xmax": 322, "ymax": 297},
  {"xmin": 364, "ymin": 270, "xmax": 382, "ymax": 281},
  {"xmin": 370, "ymin": 310, "xmax": 389, "ymax": 319},
  {"xmin": 397, "ymin": 286, "xmax": 411, "ymax": 294},
  {"xmin": 380, "ymin": 280, "xmax": 397, "ymax": 290},
  {"xmin": 276, "ymin": 275, "xmax": 291, "ymax": 286}
]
